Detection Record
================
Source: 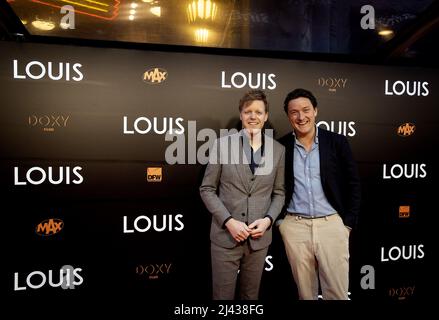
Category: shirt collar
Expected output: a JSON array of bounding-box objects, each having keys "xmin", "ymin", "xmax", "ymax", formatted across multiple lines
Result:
[
  {"xmin": 241, "ymin": 129, "xmax": 265, "ymax": 156},
  {"xmin": 292, "ymin": 125, "xmax": 319, "ymax": 144}
]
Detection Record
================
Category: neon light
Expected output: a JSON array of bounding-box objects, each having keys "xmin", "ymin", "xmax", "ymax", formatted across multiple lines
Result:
[
  {"xmin": 85, "ymin": 0, "xmax": 109, "ymax": 7},
  {"xmin": 59, "ymin": 0, "xmax": 108, "ymax": 12},
  {"xmin": 31, "ymin": 0, "xmax": 120, "ymax": 20}
]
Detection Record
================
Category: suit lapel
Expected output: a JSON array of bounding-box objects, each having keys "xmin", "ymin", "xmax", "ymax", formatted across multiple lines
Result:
[
  {"xmin": 232, "ymin": 133, "xmax": 252, "ymax": 193},
  {"xmin": 251, "ymin": 135, "xmax": 276, "ymax": 191}
]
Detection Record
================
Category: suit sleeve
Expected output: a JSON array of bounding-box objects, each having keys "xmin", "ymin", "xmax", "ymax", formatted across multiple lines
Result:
[
  {"xmin": 264, "ymin": 146, "xmax": 286, "ymax": 225},
  {"xmin": 199, "ymin": 140, "xmax": 232, "ymax": 227},
  {"xmin": 339, "ymin": 136, "xmax": 361, "ymax": 229}
]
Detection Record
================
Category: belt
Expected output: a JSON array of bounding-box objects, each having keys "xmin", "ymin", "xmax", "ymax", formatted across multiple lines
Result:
[{"xmin": 287, "ymin": 212, "xmax": 337, "ymax": 220}]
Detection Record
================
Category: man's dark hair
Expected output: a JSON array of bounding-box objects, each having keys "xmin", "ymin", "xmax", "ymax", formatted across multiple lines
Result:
[
  {"xmin": 239, "ymin": 89, "xmax": 269, "ymax": 112},
  {"xmin": 283, "ymin": 88, "xmax": 317, "ymax": 113}
]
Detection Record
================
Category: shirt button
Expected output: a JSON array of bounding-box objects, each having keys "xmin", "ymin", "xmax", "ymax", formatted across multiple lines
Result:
[
  {"xmin": 248, "ymin": 194, "xmax": 252, "ymax": 197},
  {"xmin": 241, "ymin": 213, "xmax": 246, "ymax": 217}
]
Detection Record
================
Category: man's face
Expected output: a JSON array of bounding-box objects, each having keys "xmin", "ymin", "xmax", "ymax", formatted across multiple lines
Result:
[
  {"xmin": 286, "ymin": 97, "xmax": 318, "ymax": 138},
  {"xmin": 240, "ymin": 100, "xmax": 268, "ymax": 133}
]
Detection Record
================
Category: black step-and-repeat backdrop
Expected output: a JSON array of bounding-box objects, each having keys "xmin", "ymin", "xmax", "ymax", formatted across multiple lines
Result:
[{"xmin": 1, "ymin": 41, "xmax": 435, "ymax": 309}]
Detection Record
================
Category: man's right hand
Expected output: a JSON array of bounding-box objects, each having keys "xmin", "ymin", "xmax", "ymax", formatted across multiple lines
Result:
[{"xmin": 225, "ymin": 218, "xmax": 251, "ymax": 242}]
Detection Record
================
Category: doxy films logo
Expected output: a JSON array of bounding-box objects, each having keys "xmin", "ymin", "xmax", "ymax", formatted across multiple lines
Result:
[
  {"xmin": 389, "ymin": 286, "xmax": 415, "ymax": 300},
  {"xmin": 136, "ymin": 263, "xmax": 172, "ymax": 279},
  {"xmin": 28, "ymin": 115, "xmax": 70, "ymax": 132},
  {"xmin": 317, "ymin": 77, "xmax": 347, "ymax": 92}
]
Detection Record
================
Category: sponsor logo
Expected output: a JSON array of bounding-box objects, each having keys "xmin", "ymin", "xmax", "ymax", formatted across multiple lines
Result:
[
  {"xmin": 136, "ymin": 263, "xmax": 172, "ymax": 279},
  {"xmin": 397, "ymin": 123, "xmax": 415, "ymax": 137},
  {"xmin": 382, "ymin": 163, "xmax": 427, "ymax": 179},
  {"xmin": 316, "ymin": 121, "xmax": 356, "ymax": 137},
  {"xmin": 221, "ymin": 71, "xmax": 276, "ymax": 90},
  {"xmin": 385, "ymin": 80, "xmax": 429, "ymax": 96},
  {"xmin": 28, "ymin": 115, "xmax": 70, "ymax": 132},
  {"xmin": 35, "ymin": 218, "xmax": 64, "ymax": 236},
  {"xmin": 381, "ymin": 244, "xmax": 424, "ymax": 262},
  {"xmin": 123, "ymin": 116, "xmax": 184, "ymax": 134},
  {"xmin": 14, "ymin": 166, "xmax": 84, "ymax": 185},
  {"xmin": 143, "ymin": 68, "xmax": 168, "ymax": 84},
  {"xmin": 13, "ymin": 59, "xmax": 83, "ymax": 81},
  {"xmin": 399, "ymin": 206, "xmax": 410, "ymax": 218},
  {"xmin": 388, "ymin": 286, "xmax": 415, "ymax": 300},
  {"xmin": 147, "ymin": 167, "xmax": 162, "ymax": 182},
  {"xmin": 317, "ymin": 77, "xmax": 347, "ymax": 92},
  {"xmin": 14, "ymin": 266, "xmax": 83, "ymax": 291},
  {"xmin": 123, "ymin": 214, "xmax": 184, "ymax": 233}
]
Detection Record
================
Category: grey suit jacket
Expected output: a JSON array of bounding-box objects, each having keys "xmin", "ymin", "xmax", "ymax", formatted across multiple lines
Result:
[{"xmin": 200, "ymin": 131, "xmax": 285, "ymax": 250}]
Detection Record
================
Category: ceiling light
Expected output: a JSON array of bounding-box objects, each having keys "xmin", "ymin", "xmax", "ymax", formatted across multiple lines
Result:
[
  {"xmin": 31, "ymin": 19, "xmax": 55, "ymax": 31},
  {"xmin": 130, "ymin": 9, "xmax": 136, "ymax": 15},
  {"xmin": 129, "ymin": 15, "xmax": 135, "ymax": 20},
  {"xmin": 150, "ymin": 6, "xmax": 161, "ymax": 17},
  {"xmin": 195, "ymin": 28, "xmax": 209, "ymax": 43},
  {"xmin": 378, "ymin": 29, "xmax": 394, "ymax": 37},
  {"xmin": 187, "ymin": 0, "xmax": 217, "ymax": 22},
  {"xmin": 130, "ymin": 3, "xmax": 138, "ymax": 9}
]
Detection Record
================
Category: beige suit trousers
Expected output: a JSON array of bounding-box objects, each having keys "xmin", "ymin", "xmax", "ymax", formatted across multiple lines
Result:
[{"xmin": 279, "ymin": 213, "xmax": 350, "ymax": 300}]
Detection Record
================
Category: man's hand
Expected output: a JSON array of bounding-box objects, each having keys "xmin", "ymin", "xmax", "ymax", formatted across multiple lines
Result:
[
  {"xmin": 225, "ymin": 218, "xmax": 252, "ymax": 242},
  {"xmin": 248, "ymin": 217, "xmax": 271, "ymax": 239}
]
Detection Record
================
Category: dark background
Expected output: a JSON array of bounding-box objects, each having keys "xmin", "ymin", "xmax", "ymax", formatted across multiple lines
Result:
[{"xmin": 1, "ymin": 41, "xmax": 435, "ymax": 310}]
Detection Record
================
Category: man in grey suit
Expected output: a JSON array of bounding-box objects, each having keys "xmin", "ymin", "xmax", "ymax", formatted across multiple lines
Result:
[{"xmin": 200, "ymin": 90, "xmax": 285, "ymax": 300}]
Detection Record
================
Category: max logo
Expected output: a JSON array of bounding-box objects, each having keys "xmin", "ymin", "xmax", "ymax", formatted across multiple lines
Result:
[
  {"xmin": 397, "ymin": 123, "xmax": 415, "ymax": 137},
  {"xmin": 35, "ymin": 218, "xmax": 64, "ymax": 236},
  {"xmin": 143, "ymin": 68, "xmax": 167, "ymax": 84}
]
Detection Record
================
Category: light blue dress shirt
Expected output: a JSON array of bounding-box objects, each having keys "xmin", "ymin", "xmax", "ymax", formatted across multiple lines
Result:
[{"xmin": 287, "ymin": 127, "xmax": 337, "ymax": 217}]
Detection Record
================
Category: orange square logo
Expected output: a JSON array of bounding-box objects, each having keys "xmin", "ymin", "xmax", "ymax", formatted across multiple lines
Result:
[
  {"xmin": 147, "ymin": 167, "xmax": 162, "ymax": 182},
  {"xmin": 399, "ymin": 206, "xmax": 410, "ymax": 218}
]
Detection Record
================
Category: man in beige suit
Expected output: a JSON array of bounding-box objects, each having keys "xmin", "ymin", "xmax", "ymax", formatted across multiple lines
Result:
[{"xmin": 200, "ymin": 90, "xmax": 285, "ymax": 300}]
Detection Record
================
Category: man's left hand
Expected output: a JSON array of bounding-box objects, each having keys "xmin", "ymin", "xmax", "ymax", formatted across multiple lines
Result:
[{"xmin": 248, "ymin": 217, "xmax": 271, "ymax": 239}]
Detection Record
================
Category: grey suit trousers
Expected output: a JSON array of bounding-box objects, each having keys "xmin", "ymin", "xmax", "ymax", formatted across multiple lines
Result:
[{"xmin": 211, "ymin": 241, "xmax": 268, "ymax": 300}]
